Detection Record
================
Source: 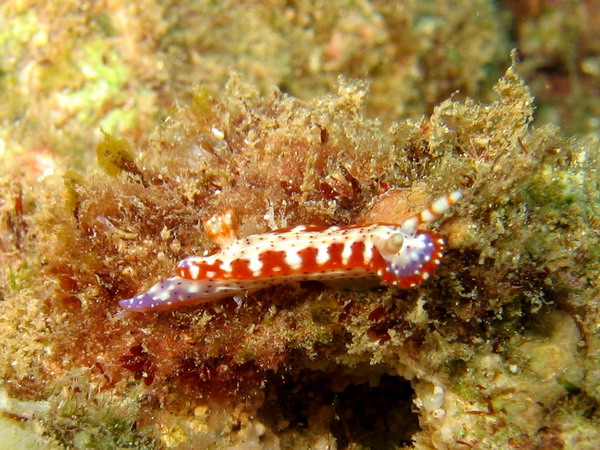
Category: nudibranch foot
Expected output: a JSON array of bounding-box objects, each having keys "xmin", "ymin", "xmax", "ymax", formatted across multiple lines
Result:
[{"xmin": 120, "ymin": 190, "xmax": 462, "ymax": 312}]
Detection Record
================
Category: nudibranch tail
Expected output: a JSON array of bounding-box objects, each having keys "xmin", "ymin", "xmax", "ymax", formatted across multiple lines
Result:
[
  {"xmin": 118, "ymin": 276, "xmax": 272, "ymax": 312},
  {"xmin": 120, "ymin": 190, "xmax": 463, "ymax": 312},
  {"xmin": 119, "ymin": 277, "xmax": 221, "ymax": 311}
]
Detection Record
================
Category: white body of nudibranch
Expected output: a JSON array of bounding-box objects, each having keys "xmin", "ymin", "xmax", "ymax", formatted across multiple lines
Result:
[{"xmin": 119, "ymin": 191, "xmax": 463, "ymax": 311}]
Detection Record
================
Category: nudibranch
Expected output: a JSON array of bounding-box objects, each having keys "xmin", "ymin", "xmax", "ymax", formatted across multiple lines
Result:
[{"xmin": 119, "ymin": 191, "xmax": 462, "ymax": 312}]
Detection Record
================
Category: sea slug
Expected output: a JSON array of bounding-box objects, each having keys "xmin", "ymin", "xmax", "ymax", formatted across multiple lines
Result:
[{"xmin": 120, "ymin": 191, "xmax": 462, "ymax": 311}]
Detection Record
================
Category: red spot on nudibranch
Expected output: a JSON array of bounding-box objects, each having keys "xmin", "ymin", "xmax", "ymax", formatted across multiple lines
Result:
[
  {"xmin": 325, "ymin": 243, "xmax": 344, "ymax": 268},
  {"xmin": 347, "ymin": 241, "xmax": 366, "ymax": 268},
  {"xmin": 297, "ymin": 246, "xmax": 319, "ymax": 273},
  {"xmin": 367, "ymin": 251, "xmax": 388, "ymax": 281},
  {"xmin": 177, "ymin": 260, "xmax": 224, "ymax": 279},
  {"xmin": 230, "ymin": 258, "xmax": 253, "ymax": 279},
  {"xmin": 259, "ymin": 250, "xmax": 290, "ymax": 277}
]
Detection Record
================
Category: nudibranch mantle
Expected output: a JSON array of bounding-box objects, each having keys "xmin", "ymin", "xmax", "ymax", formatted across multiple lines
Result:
[{"xmin": 119, "ymin": 191, "xmax": 462, "ymax": 312}]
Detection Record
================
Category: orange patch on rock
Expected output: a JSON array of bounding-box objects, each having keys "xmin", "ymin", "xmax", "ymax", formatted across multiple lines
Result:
[
  {"xmin": 360, "ymin": 184, "xmax": 431, "ymax": 225},
  {"xmin": 441, "ymin": 216, "xmax": 472, "ymax": 249}
]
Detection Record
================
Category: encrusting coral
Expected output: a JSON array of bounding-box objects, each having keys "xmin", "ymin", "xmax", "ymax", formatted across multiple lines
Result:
[{"xmin": 1, "ymin": 49, "xmax": 599, "ymax": 447}]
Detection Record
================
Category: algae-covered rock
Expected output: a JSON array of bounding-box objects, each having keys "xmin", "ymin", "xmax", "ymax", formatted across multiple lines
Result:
[{"xmin": 1, "ymin": 1, "xmax": 599, "ymax": 449}]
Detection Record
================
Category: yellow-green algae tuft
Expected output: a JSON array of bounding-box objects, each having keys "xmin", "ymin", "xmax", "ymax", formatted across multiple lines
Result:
[{"xmin": 95, "ymin": 133, "xmax": 140, "ymax": 178}]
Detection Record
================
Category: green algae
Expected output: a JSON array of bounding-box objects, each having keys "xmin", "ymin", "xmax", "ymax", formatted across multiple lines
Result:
[
  {"xmin": 95, "ymin": 133, "xmax": 137, "ymax": 177},
  {"xmin": 7, "ymin": 262, "xmax": 32, "ymax": 291},
  {"xmin": 45, "ymin": 377, "xmax": 154, "ymax": 449},
  {"xmin": 191, "ymin": 86, "xmax": 218, "ymax": 120}
]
